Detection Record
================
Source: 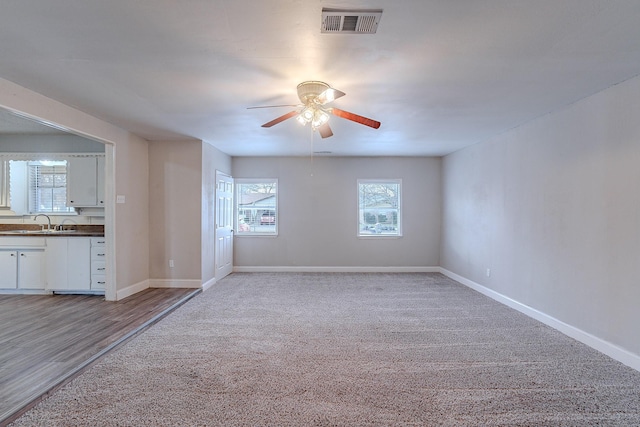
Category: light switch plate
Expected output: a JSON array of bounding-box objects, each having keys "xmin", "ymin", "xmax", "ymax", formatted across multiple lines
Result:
[{"xmin": 116, "ymin": 195, "xmax": 126, "ymax": 204}]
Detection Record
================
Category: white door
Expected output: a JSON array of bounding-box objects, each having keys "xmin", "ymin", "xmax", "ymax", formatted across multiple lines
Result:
[{"xmin": 215, "ymin": 171, "xmax": 234, "ymax": 280}]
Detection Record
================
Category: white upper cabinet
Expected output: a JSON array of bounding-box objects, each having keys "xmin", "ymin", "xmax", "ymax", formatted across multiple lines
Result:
[{"xmin": 67, "ymin": 156, "xmax": 105, "ymax": 207}]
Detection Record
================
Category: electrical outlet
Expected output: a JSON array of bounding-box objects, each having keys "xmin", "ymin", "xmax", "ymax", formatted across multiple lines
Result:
[
  {"xmin": 486, "ymin": 268, "xmax": 491, "ymax": 277},
  {"xmin": 169, "ymin": 259, "xmax": 174, "ymax": 268}
]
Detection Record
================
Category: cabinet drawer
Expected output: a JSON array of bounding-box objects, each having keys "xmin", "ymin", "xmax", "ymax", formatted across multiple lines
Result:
[
  {"xmin": 0, "ymin": 237, "xmax": 46, "ymax": 247},
  {"xmin": 91, "ymin": 274, "xmax": 106, "ymax": 290},
  {"xmin": 91, "ymin": 246, "xmax": 106, "ymax": 259},
  {"xmin": 91, "ymin": 260, "xmax": 106, "ymax": 275},
  {"xmin": 90, "ymin": 237, "xmax": 106, "ymax": 247}
]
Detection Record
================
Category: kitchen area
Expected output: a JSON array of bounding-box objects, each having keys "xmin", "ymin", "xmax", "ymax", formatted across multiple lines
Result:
[{"xmin": 0, "ymin": 110, "xmax": 107, "ymax": 295}]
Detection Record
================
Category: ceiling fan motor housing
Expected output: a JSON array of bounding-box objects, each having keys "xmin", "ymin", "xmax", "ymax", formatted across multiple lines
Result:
[
  {"xmin": 297, "ymin": 81, "xmax": 330, "ymax": 104},
  {"xmin": 256, "ymin": 80, "xmax": 380, "ymax": 135}
]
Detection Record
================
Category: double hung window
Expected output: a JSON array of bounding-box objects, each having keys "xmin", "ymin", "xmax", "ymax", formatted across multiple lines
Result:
[
  {"xmin": 28, "ymin": 161, "xmax": 74, "ymax": 214},
  {"xmin": 236, "ymin": 179, "xmax": 278, "ymax": 236},
  {"xmin": 358, "ymin": 179, "xmax": 402, "ymax": 237}
]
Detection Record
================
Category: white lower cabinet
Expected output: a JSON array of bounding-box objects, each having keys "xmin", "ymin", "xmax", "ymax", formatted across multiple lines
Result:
[
  {"xmin": 0, "ymin": 238, "xmax": 47, "ymax": 290},
  {"xmin": 0, "ymin": 251, "xmax": 17, "ymax": 288},
  {"xmin": 0, "ymin": 249, "xmax": 46, "ymax": 289},
  {"xmin": 45, "ymin": 237, "xmax": 91, "ymax": 291},
  {"xmin": 0, "ymin": 236, "xmax": 101, "ymax": 293},
  {"xmin": 19, "ymin": 250, "xmax": 46, "ymax": 289}
]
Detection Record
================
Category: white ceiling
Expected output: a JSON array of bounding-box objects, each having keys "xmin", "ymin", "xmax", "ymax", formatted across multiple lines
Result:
[{"xmin": 1, "ymin": 1, "xmax": 640, "ymax": 156}]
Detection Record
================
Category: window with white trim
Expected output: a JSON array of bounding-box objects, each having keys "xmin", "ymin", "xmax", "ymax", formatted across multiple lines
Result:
[
  {"xmin": 358, "ymin": 179, "xmax": 402, "ymax": 237},
  {"xmin": 236, "ymin": 179, "xmax": 278, "ymax": 235},
  {"xmin": 28, "ymin": 160, "xmax": 74, "ymax": 214}
]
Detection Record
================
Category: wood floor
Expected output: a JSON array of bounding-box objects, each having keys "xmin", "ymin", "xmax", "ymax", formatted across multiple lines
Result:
[{"xmin": 0, "ymin": 288, "xmax": 200, "ymax": 425}]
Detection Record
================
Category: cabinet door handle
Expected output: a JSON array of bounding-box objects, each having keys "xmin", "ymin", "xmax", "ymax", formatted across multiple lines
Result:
[
  {"xmin": 11, "ymin": 253, "xmax": 15, "ymax": 257},
  {"xmin": 97, "ymin": 267, "xmax": 106, "ymax": 271},
  {"xmin": 20, "ymin": 253, "xmax": 26, "ymax": 257},
  {"xmin": 97, "ymin": 281, "xmax": 106, "ymax": 285},
  {"xmin": 97, "ymin": 253, "xmax": 105, "ymax": 257}
]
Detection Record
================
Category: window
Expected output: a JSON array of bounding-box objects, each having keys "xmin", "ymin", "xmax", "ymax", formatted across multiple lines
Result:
[
  {"xmin": 236, "ymin": 179, "xmax": 278, "ymax": 235},
  {"xmin": 358, "ymin": 179, "xmax": 402, "ymax": 237},
  {"xmin": 28, "ymin": 161, "xmax": 74, "ymax": 214}
]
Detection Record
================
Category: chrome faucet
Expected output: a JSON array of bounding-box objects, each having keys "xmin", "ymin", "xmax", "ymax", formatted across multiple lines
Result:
[
  {"xmin": 34, "ymin": 214, "xmax": 52, "ymax": 231},
  {"xmin": 57, "ymin": 218, "xmax": 77, "ymax": 231}
]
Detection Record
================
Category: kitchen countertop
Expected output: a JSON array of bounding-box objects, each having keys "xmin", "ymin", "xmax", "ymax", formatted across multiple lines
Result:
[
  {"xmin": 0, "ymin": 231, "xmax": 105, "ymax": 237},
  {"xmin": 0, "ymin": 225, "xmax": 104, "ymax": 237}
]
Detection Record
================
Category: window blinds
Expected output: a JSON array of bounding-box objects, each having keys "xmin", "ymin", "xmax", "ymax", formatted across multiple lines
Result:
[{"xmin": 28, "ymin": 161, "xmax": 73, "ymax": 213}]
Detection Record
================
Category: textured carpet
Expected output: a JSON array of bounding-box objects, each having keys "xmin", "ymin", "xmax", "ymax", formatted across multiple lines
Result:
[{"xmin": 10, "ymin": 273, "xmax": 640, "ymax": 426}]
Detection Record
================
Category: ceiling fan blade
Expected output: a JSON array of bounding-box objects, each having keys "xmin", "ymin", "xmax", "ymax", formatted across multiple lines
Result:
[
  {"xmin": 261, "ymin": 111, "xmax": 299, "ymax": 128},
  {"xmin": 317, "ymin": 88, "xmax": 346, "ymax": 105},
  {"xmin": 330, "ymin": 108, "xmax": 381, "ymax": 129},
  {"xmin": 317, "ymin": 122, "xmax": 333, "ymax": 139},
  {"xmin": 247, "ymin": 104, "xmax": 300, "ymax": 109}
]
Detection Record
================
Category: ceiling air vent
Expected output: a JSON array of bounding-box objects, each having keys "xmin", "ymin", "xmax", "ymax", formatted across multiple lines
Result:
[{"xmin": 321, "ymin": 8, "xmax": 382, "ymax": 34}]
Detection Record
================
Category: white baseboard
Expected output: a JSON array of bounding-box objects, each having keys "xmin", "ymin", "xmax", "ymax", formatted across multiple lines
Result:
[
  {"xmin": 233, "ymin": 266, "xmax": 440, "ymax": 273},
  {"xmin": 148, "ymin": 279, "xmax": 202, "ymax": 289},
  {"xmin": 116, "ymin": 279, "xmax": 149, "ymax": 301},
  {"xmin": 201, "ymin": 277, "xmax": 216, "ymax": 292},
  {"xmin": 439, "ymin": 268, "xmax": 640, "ymax": 372},
  {"xmin": 116, "ymin": 278, "xmax": 203, "ymax": 300}
]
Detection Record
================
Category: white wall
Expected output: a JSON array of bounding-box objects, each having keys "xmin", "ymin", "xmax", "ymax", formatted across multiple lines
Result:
[
  {"xmin": 232, "ymin": 156, "xmax": 441, "ymax": 269},
  {"xmin": 148, "ymin": 140, "xmax": 232, "ymax": 287},
  {"xmin": 149, "ymin": 140, "xmax": 202, "ymax": 284},
  {"xmin": 115, "ymin": 133, "xmax": 150, "ymax": 296},
  {"xmin": 441, "ymin": 75, "xmax": 640, "ymax": 358}
]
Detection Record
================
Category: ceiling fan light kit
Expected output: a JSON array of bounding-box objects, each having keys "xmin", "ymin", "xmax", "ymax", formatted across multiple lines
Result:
[{"xmin": 249, "ymin": 80, "xmax": 380, "ymax": 139}]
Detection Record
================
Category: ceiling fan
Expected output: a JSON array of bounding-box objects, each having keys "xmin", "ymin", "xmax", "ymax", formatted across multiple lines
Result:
[{"xmin": 248, "ymin": 81, "xmax": 381, "ymax": 138}]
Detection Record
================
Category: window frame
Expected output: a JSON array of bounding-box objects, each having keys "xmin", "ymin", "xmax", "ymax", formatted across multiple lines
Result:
[
  {"xmin": 235, "ymin": 178, "xmax": 279, "ymax": 237},
  {"xmin": 357, "ymin": 179, "xmax": 402, "ymax": 238},
  {"xmin": 28, "ymin": 160, "xmax": 75, "ymax": 214}
]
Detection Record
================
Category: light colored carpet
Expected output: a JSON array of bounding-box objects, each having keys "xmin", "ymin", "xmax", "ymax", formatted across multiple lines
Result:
[{"xmin": 10, "ymin": 273, "xmax": 640, "ymax": 426}]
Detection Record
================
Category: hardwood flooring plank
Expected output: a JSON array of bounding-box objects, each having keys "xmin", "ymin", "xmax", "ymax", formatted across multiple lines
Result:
[{"xmin": 0, "ymin": 288, "xmax": 200, "ymax": 425}]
